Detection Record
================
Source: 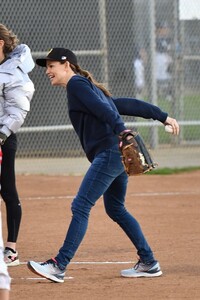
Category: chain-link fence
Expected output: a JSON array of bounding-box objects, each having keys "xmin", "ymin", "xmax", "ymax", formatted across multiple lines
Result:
[{"xmin": 1, "ymin": 0, "xmax": 200, "ymax": 174}]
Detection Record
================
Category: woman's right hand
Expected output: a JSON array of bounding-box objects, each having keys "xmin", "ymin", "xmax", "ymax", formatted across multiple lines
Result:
[{"xmin": 164, "ymin": 117, "xmax": 180, "ymax": 135}]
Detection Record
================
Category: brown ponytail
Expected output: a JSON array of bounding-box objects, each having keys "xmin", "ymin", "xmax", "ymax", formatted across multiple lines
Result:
[
  {"xmin": 0, "ymin": 23, "xmax": 19, "ymax": 55},
  {"xmin": 70, "ymin": 64, "xmax": 112, "ymax": 97}
]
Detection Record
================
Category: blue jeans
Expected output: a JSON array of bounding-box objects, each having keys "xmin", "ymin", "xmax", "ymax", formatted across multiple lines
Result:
[{"xmin": 55, "ymin": 144, "xmax": 154, "ymax": 269}]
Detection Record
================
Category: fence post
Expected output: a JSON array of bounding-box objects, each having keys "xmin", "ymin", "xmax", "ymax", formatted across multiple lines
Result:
[{"xmin": 146, "ymin": 0, "xmax": 158, "ymax": 149}]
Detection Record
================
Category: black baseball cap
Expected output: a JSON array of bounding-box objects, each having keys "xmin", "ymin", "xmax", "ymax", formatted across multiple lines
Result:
[{"xmin": 36, "ymin": 48, "xmax": 78, "ymax": 67}]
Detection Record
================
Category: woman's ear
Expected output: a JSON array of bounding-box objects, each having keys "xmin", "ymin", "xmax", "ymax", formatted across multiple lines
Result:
[
  {"xmin": 0, "ymin": 39, "xmax": 5, "ymax": 49},
  {"xmin": 65, "ymin": 60, "xmax": 71, "ymax": 70},
  {"xmin": 65, "ymin": 61, "xmax": 70, "ymax": 68}
]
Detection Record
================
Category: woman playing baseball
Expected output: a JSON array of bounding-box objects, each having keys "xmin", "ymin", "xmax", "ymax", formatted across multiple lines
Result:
[
  {"xmin": 28, "ymin": 48, "xmax": 179, "ymax": 283},
  {"xmin": 0, "ymin": 23, "xmax": 35, "ymax": 267}
]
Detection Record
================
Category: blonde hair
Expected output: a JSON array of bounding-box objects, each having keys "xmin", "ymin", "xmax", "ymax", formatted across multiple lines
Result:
[
  {"xmin": 0, "ymin": 23, "xmax": 19, "ymax": 54},
  {"xmin": 70, "ymin": 64, "xmax": 112, "ymax": 97}
]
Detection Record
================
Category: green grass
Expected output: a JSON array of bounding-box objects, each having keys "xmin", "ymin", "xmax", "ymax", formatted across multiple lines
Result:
[
  {"xmin": 160, "ymin": 94, "xmax": 200, "ymax": 141},
  {"xmin": 157, "ymin": 94, "xmax": 200, "ymax": 119},
  {"xmin": 147, "ymin": 166, "xmax": 200, "ymax": 175},
  {"xmin": 184, "ymin": 94, "xmax": 200, "ymax": 120},
  {"xmin": 132, "ymin": 94, "xmax": 200, "ymax": 143}
]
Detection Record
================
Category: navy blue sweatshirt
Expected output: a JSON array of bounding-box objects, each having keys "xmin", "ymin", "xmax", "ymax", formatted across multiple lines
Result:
[{"xmin": 67, "ymin": 75, "xmax": 168, "ymax": 162}]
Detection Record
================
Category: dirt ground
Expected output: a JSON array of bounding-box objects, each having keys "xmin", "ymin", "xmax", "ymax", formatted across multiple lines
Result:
[{"xmin": 2, "ymin": 170, "xmax": 200, "ymax": 300}]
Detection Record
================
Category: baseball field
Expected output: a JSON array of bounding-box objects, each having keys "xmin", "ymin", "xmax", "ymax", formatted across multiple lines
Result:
[{"xmin": 2, "ymin": 170, "xmax": 200, "ymax": 300}]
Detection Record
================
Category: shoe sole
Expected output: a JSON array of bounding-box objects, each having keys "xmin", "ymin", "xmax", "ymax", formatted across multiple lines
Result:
[
  {"xmin": 121, "ymin": 270, "xmax": 163, "ymax": 278},
  {"xmin": 6, "ymin": 259, "xmax": 20, "ymax": 267},
  {"xmin": 27, "ymin": 261, "xmax": 64, "ymax": 283}
]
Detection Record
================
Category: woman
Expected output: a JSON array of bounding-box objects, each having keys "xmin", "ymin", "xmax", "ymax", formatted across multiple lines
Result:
[
  {"xmin": 0, "ymin": 23, "xmax": 35, "ymax": 266},
  {"xmin": 28, "ymin": 48, "xmax": 179, "ymax": 283}
]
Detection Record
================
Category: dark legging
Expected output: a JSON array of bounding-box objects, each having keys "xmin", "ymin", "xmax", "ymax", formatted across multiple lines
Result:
[{"xmin": 1, "ymin": 134, "xmax": 21, "ymax": 243}]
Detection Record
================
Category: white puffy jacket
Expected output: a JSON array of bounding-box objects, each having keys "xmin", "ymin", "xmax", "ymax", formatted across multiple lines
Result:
[{"xmin": 0, "ymin": 44, "xmax": 35, "ymax": 137}]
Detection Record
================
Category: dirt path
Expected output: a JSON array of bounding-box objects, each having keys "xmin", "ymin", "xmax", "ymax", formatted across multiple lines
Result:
[{"xmin": 2, "ymin": 171, "xmax": 200, "ymax": 300}]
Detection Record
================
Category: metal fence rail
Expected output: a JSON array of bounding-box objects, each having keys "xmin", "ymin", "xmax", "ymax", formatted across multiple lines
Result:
[{"xmin": 1, "ymin": 0, "xmax": 200, "ymax": 171}]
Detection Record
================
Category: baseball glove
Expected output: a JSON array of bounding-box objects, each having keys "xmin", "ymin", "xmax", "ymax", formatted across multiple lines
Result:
[{"xmin": 119, "ymin": 130, "xmax": 157, "ymax": 176}]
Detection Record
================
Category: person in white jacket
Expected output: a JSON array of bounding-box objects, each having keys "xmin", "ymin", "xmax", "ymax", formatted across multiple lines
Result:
[
  {"xmin": 0, "ymin": 23, "xmax": 35, "ymax": 269},
  {"xmin": 133, "ymin": 51, "xmax": 145, "ymax": 97}
]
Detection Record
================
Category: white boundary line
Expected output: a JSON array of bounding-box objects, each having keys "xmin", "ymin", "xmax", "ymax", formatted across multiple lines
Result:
[
  {"xmin": 22, "ymin": 195, "xmax": 74, "ymax": 201},
  {"xmin": 12, "ymin": 276, "xmax": 74, "ymax": 281},
  {"xmin": 13, "ymin": 261, "xmax": 134, "ymax": 281},
  {"xmin": 131, "ymin": 191, "xmax": 200, "ymax": 197},
  {"xmin": 16, "ymin": 190, "xmax": 200, "ymax": 281},
  {"xmin": 20, "ymin": 261, "xmax": 133, "ymax": 265},
  {"xmin": 21, "ymin": 190, "xmax": 200, "ymax": 201}
]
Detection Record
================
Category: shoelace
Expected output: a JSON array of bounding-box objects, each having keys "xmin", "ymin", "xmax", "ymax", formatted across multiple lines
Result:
[
  {"xmin": 134, "ymin": 260, "xmax": 141, "ymax": 270},
  {"xmin": 134, "ymin": 260, "xmax": 156, "ymax": 272},
  {"xmin": 41, "ymin": 259, "xmax": 55, "ymax": 266}
]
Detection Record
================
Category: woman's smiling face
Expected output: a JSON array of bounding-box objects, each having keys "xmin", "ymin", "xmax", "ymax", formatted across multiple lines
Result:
[{"xmin": 46, "ymin": 61, "xmax": 69, "ymax": 87}]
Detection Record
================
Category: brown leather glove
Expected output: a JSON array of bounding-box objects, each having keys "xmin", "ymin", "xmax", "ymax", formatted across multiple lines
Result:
[{"xmin": 119, "ymin": 130, "xmax": 157, "ymax": 176}]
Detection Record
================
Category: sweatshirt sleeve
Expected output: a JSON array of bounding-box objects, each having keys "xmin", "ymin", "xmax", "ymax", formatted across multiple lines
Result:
[
  {"xmin": 1, "ymin": 79, "xmax": 35, "ymax": 136},
  {"xmin": 113, "ymin": 97, "xmax": 168, "ymax": 123},
  {"xmin": 67, "ymin": 77, "xmax": 126, "ymax": 134}
]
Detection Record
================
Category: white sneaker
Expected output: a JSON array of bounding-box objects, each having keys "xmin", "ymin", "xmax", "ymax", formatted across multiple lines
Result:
[
  {"xmin": 4, "ymin": 248, "xmax": 20, "ymax": 267},
  {"xmin": 27, "ymin": 258, "xmax": 65, "ymax": 283},
  {"xmin": 121, "ymin": 260, "xmax": 162, "ymax": 278}
]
